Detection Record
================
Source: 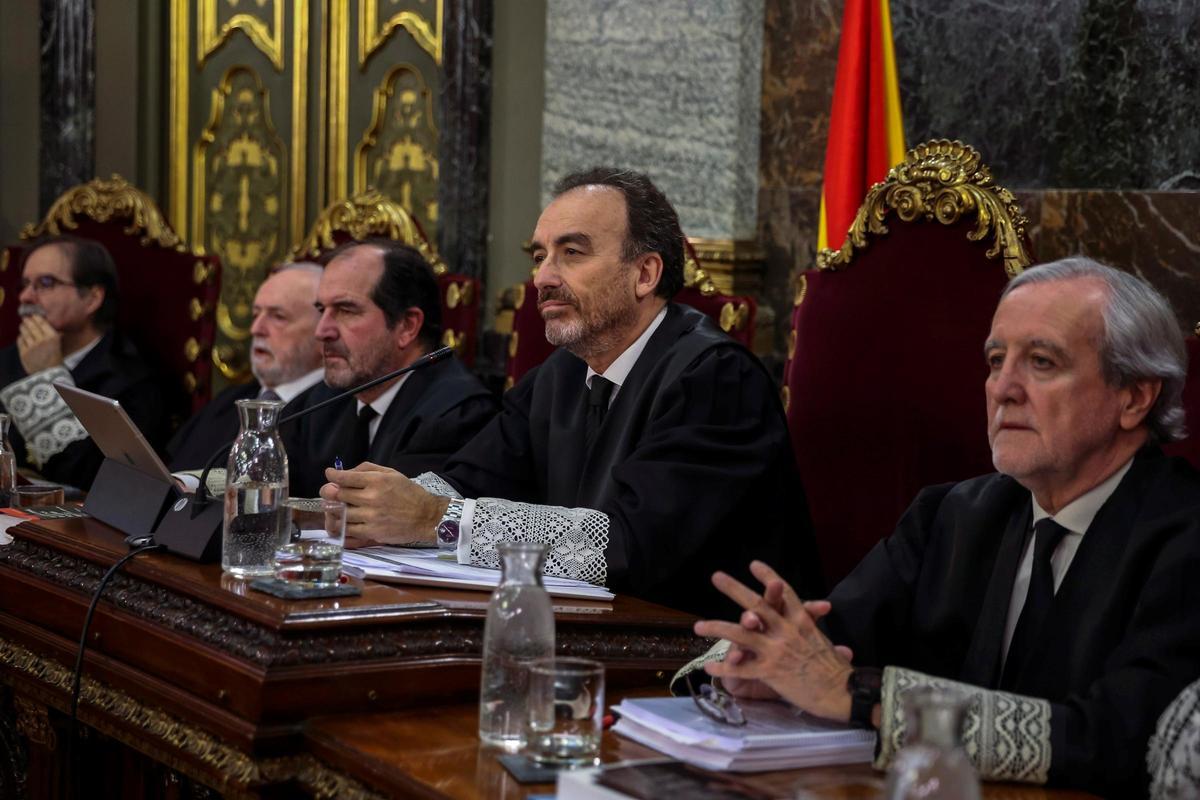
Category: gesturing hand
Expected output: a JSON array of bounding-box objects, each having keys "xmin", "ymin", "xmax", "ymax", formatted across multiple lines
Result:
[
  {"xmin": 693, "ymin": 560, "xmax": 854, "ymax": 722},
  {"xmin": 18, "ymin": 315, "xmax": 64, "ymax": 375},
  {"xmin": 320, "ymin": 462, "xmax": 448, "ymax": 546}
]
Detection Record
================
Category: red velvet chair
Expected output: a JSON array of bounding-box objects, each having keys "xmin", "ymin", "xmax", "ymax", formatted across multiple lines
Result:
[
  {"xmin": 502, "ymin": 238, "xmax": 757, "ymax": 388},
  {"xmin": 291, "ymin": 189, "xmax": 479, "ymax": 366},
  {"xmin": 0, "ymin": 175, "xmax": 222, "ymax": 424},
  {"xmin": 783, "ymin": 140, "xmax": 1034, "ymax": 587}
]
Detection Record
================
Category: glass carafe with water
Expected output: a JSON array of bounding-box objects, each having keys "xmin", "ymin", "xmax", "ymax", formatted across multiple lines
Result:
[
  {"xmin": 222, "ymin": 399, "xmax": 289, "ymax": 576},
  {"xmin": 884, "ymin": 687, "xmax": 982, "ymax": 800},
  {"xmin": 478, "ymin": 541, "xmax": 556, "ymax": 750},
  {"xmin": 0, "ymin": 414, "xmax": 16, "ymax": 507}
]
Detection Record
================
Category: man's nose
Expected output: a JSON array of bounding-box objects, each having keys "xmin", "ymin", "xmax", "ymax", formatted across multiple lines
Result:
[
  {"xmin": 532, "ymin": 258, "xmax": 558, "ymax": 291},
  {"xmin": 249, "ymin": 313, "xmax": 267, "ymax": 337},
  {"xmin": 988, "ymin": 362, "xmax": 1025, "ymax": 404},
  {"xmin": 314, "ymin": 310, "xmax": 337, "ymax": 340},
  {"xmin": 18, "ymin": 282, "xmax": 35, "ymax": 304}
]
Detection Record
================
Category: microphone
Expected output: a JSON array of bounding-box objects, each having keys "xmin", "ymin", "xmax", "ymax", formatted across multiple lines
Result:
[{"xmin": 151, "ymin": 345, "xmax": 455, "ymax": 561}]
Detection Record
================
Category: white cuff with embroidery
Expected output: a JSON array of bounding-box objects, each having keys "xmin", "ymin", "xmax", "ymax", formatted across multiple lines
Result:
[
  {"xmin": 876, "ymin": 666, "xmax": 1052, "ymax": 784},
  {"xmin": 410, "ymin": 472, "xmax": 611, "ymax": 586},
  {"xmin": 0, "ymin": 367, "xmax": 88, "ymax": 469}
]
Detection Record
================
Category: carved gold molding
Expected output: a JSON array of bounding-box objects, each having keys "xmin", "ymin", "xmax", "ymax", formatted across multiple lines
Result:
[
  {"xmin": 816, "ymin": 139, "xmax": 1032, "ymax": 278},
  {"xmin": 291, "ymin": 188, "xmax": 447, "ymax": 275},
  {"xmin": 169, "ymin": 1, "xmax": 190, "ymax": 235},
  {"xmin": 686, "ymin": 237, "xmax": 765, "ymax": 296},
  {"xmin": 683, "ymin": 252, "xmax": 717, "ymax": 297},
  {"xmin": 359, "ymin": 0, "xmax": 443, "ymax": 67},
  {"xmin": 14, "ymin": 694, "xmax": 56, "ymax": 750},
  {"xmin": 21, "ymin": 175, "xmax": 185, "ymax": 251},
  {"xmin": 0, "ymin": 637, "xmax": 386, "ymax": 798},
  {"xmin": 327, "ymin": 1, "xmax": 351, "ymax": 203},
  {"xmin": 198, "ymin": 0, "xmax": 286, "ymax": 70}
]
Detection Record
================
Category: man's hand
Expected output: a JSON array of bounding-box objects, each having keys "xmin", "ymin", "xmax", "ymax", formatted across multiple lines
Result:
[
  {"xmin": 320, "ymin": 462, "xmax": 448, "ymax": 547},
  {"xmin": 17, "ymin": 315, "xmax": 63, "ymax": 374},
  {"xmin": 694, "ymin": 560, "xmax": 854, "ymax": 722}
]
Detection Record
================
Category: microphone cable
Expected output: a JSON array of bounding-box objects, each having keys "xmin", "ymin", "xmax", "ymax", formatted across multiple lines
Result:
[{"xmin": 68, "ymin": 542, "xmax": 165, "ymax": 744}]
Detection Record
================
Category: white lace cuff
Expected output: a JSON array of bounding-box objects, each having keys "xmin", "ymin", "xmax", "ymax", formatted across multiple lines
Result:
[
  {"xmin": 876, "ymin": 666, "xmax": 1052, "ymax": 784},
  {"xmin": 1148, "ymin": 677, "xmax": 1200, "ymax": 799},
  {"xmin": 0, "ymin": 368, "xmax": 88, "ymax": 469},
  {"xmin": 669, "ymin": 638, "xmax": 731, "ymax": 694},
  {"xmin": 466, "ymin": 498, "xmax": 610, "ymax": 586},
  {"xmin": 413, "ymin": 471, "xmax": 463, "ymax": 499}
]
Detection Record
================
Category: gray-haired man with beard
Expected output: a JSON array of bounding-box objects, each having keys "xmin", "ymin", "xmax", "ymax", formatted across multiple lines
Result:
[
  {"xmin": 320, "ymin": 167, "xmax": 823, "ymax": 618},
  {"xmin": 166, "ymin": 262, "xmax": 326, "ymax": 470}
]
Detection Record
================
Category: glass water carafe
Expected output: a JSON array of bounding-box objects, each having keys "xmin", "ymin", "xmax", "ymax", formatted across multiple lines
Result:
[
  {"xmin": 478, "ymin": 541, "xmax": 556, "ymax": 750},
  {"xmin": 0, "ymin": 414, "xmax": 15, "ymax": 507},
  {"xmin": 884, "ymin": 687, "xmax": 982, "ymax": 800},
  {"xmin": 221, "ymin": 399, "xmax": 289, "ymax": 577}
]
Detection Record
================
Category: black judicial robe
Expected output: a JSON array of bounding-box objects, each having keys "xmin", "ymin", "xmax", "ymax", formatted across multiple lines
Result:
[
  {"xmin": 823, "ymin": 446, "xmax": 1200, "ymax": 798},
  {"xmin": 284, "ymin": 355, "xmax": 497, "ymax": 497},
  {"xmin": 164, "ymin": 380, "xmax": 264, "ymax": 471},
  {"xmin": 440, "ymin": 302, "xmax": 824, "ymax": 618},
  {"xmin": 0, "ymin": 331, "xmax": 166, "ymax": 490}
]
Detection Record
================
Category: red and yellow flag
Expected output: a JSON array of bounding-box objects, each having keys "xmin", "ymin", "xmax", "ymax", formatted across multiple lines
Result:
[{"xmin": 817, "ymin": 0, "xmax": 906, "ymax": 253}]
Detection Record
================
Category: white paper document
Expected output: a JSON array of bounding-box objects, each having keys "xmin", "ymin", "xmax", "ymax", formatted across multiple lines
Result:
[
  {"xmin": 611, "ymin": 696, "xmax": 876, "ymax": 772},
  {"xmin": 342, "ymin": 546, "xmax": 614, "ymax": 600}
]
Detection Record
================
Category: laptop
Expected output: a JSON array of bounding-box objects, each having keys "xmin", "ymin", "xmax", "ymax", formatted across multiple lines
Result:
[{"xmin": 55, "ymin": 383, "xmax": 176, "ymax": 485}]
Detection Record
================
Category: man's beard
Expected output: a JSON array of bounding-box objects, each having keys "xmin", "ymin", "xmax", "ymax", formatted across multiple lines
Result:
[
  {"xmin": 250, "ymin": 338, "xmax": 315, "ymax": 388},
  {"xmin": 18, "ymin": 303, "xmax": 45, "ymax": 318},
  {"xmin": 540, "ymin": 281, "xmax": 638, "ymax": 361},
  {"xmin": 322, "ymin": 337, "xmax": 394, "ymax": 390}
]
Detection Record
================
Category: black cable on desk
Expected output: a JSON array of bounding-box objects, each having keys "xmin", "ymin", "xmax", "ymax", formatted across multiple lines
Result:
[{"xmin": 69, "ymin": 543, "xmax": 165, "ymax": 734}]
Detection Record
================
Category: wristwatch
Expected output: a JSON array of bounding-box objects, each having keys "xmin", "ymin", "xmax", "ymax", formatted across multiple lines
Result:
[
  {"xmin": 847, "ymin": 667, "xmax": 883, "ymax": 729},
  {"xmin": 436, "ymin": 498, "xmax": 465, "ymax": 549}
]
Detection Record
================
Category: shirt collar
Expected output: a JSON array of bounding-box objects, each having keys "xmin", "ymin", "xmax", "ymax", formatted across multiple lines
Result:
[
  {"xmin": 1030, "ymin": 456, "xmax": 1135, "ymax": 535},
  {"xmin": 267, "ymin": 367, "xmax": 324, "ymax": 404},
  {"xmin": 585, "ymin": 305, "xmax": 668, "ymax": 391},
  {"xmin": 355, "ymin": 371, "xmax": 410, "ymax": 419},
  {"xmin": 62, "ymin": 335, "xmax": 102, "ymax": 372}
]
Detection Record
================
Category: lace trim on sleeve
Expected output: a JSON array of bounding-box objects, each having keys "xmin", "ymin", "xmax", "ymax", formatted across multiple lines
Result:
[
  {"xmin": 412, "ymin": 471, "xmax": 463, "ymax": 499},
  {"xmin": 0, "ymin": 367, "xmax": 87, "ymax": 469},
  {"xmin": 467, "ymin": 498, "xmax": 609, "ymax": 586},
  {"xmin": 1149, "ymin": 677, "xmax": 1200, "ymax": 799},
  {"xmin": 669, "ymin": 639, "xmax": 730, "ymax": 694},
  {"xmin": 876, "ymin": 666, "xmax": 1051, "ymax": 784}
]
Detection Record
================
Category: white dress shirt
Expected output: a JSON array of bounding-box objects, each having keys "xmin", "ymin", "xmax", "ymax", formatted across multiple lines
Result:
[
  {"xmin": 265, "ymin": 367, "xmax": 324, "ymax": 404},
  {"xmin": 355, "ymin": 373, "xmax": 410, "ymax": 445},
  {"xmin": 1001, "ymin": 457, "xmax": 1135, "ymax": 662},
  {"xmin": 584, "ymin": 305, "xmax": 668, "ymax": 406},
  {"xmin": 61, "ymin": 335, "xmax": 102, "ymax": 372}
]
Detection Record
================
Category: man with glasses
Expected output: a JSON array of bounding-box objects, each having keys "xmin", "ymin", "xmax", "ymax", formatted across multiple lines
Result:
[{"xmin": 0, "ymin": 235, "xmax": 165, "ymax": 490}]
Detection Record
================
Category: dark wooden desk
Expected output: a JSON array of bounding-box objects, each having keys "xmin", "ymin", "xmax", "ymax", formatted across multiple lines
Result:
[
  {"xmin": 0, "ymin": 517, "xmax": 703, "ymax": 796},
  {"xmin": 0, "ymin": 518, "xmax": 1100, "ymax": 799},
  {"xmin": 305, "ymin": 698, "xmax": 1100, "ymax": 800}
]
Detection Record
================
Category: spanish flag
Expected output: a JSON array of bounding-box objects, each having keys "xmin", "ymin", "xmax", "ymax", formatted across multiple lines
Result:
[{"xmin": 817, "ymin": 0, "xmax": 906, "ymax": 253}]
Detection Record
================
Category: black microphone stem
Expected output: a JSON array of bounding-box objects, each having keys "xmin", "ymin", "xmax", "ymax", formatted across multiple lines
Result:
[{"xmin": 191, "ymin": 345, "xmax": 454, "ymax": 504}]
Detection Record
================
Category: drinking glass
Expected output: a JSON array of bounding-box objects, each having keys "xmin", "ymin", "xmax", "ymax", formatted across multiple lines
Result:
[
  {"xmin": 524, "ymin": 657, "xmax": 605, "ymax": 766},
  {"xmin": 273, "ymin": 498, "xmax": 347, "ymax": 588},
  {"xmin": 14, "ymin": 485, "xmax": 65, "ymax": 508}
]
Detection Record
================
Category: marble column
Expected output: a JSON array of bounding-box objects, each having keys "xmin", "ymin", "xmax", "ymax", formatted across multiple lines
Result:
[
  {"xmin": 438, "ymin": 0, "xmax": 494, "ymax": 281},
  {"xmin": 39, "ymin": 0, "xmax": 95, "ymax": 214},
  {"xmin": 541, "ymin": 0, "xmax": 766, "ymax": 295}
]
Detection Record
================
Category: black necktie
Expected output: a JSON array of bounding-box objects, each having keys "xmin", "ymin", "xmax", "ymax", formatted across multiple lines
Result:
[
  {"xmin": 258, "ymin": 388, "xmax": 281, "ymax": 402},
  {"xmin": 1001, "ymin": 518, "xmax": 1070, "ymax": 689},
  {"xmin": 348, "ymin": 405, "xmax": 378, "ymax": 468},
  {"xmin": 585, "ymin": 377, "xmax": 615, "ymax": 453}
]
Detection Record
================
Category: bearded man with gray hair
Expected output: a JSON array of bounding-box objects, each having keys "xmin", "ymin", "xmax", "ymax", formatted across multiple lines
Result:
[{"xmin": 693, "ymin": 257, "xmax": 1200, "ymax": 797}]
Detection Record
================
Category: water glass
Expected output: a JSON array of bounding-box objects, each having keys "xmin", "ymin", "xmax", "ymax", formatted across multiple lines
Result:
[
  {"xmin": 524, "ymin": 657, "xmax": 605, "ymax": 766},
  {"xmin": 273, "ymin": 498, "xmax": 347, "ymax": 588},
  {"xmin": 14, "ymin": 485, "xmax": 65, "ymax": 508}
]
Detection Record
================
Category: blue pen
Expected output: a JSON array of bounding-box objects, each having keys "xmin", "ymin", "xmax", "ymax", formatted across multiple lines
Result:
[{"xmin": 334, "ymin": 456, "xmax": 344, "ymax": 470}]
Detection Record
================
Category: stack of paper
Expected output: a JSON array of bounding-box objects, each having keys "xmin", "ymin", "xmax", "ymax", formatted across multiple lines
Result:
[
  {"xmin": 611, "ymin": 696, "xmax": 876, "ymax": 772},
  {"xmin": 342, "ymin": 546, "xmax": 614, "ymax": 600}
]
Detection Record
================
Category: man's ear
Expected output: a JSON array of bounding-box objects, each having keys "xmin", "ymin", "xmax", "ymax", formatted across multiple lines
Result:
[
  {"xmin": 391, "ymin": 306, "xmax": 425, "ymax": 350},
  {"xmin": 82, "ymin": 286, "xmax": 105, "ymax": 319},
  {"xmin": 1119, "ymin": 378, "xmax": 1162, "ymax": 431},
  {"xmin": 634, "ymin": 253, "xmax": 663, "ymax": 300}
]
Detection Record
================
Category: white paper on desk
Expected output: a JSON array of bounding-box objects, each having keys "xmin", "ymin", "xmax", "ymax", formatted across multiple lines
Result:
[
  {"xmin": 613, "ymin": 697, "xmax": 875, "ymax": 752},
  {"xmin": 343, "ymin": 546, "xmax": 615, "ymax": 600},
  {"xmin": 0, "ymin": 513, "xmax": 25, "ymax": 545}
]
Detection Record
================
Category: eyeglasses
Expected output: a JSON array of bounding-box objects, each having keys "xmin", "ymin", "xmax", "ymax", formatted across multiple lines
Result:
[
  {"xmin": 685, "ymin": 671, "xmax": 746, "ymax": 726},
  {"xmin": 20, "ymin": 275, "xmax": 76, "ymax": 292}
]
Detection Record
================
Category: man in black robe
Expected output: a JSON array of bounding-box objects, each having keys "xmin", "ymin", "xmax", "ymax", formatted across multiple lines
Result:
[
  {"xmin": 694, "ymin": 258, "xmax": 1200, "ymax": 797},
  {"xmin": 165, "ymin": 262, "xmax": 325, "ymax": 471},
  {"xmin": 283, "ymin": 239, "xmax": 497, "ymax": 497},
  {"xmin": 0, "ymin": 236, "xmax": 165, "ymax": 490},
  {"xmin": 321, "ymin": 168, "xmax": 823, "ymax": 617}
]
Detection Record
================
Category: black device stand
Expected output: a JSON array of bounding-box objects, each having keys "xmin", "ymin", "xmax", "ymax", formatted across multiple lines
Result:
[{"xmin": 83, "ymin": 458, "xmax": 179, "ymax": 539}]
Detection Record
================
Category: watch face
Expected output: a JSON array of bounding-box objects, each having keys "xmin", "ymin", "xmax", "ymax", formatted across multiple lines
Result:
[{"xmin": 437, "ymin": 519, "xmax": 460, "ymax": 545}]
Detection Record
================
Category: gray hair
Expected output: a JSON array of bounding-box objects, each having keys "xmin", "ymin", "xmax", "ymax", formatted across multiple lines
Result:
[{"xmin": 1003, "ymin": 256, "xmax": 1187, "ymax": 443}]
